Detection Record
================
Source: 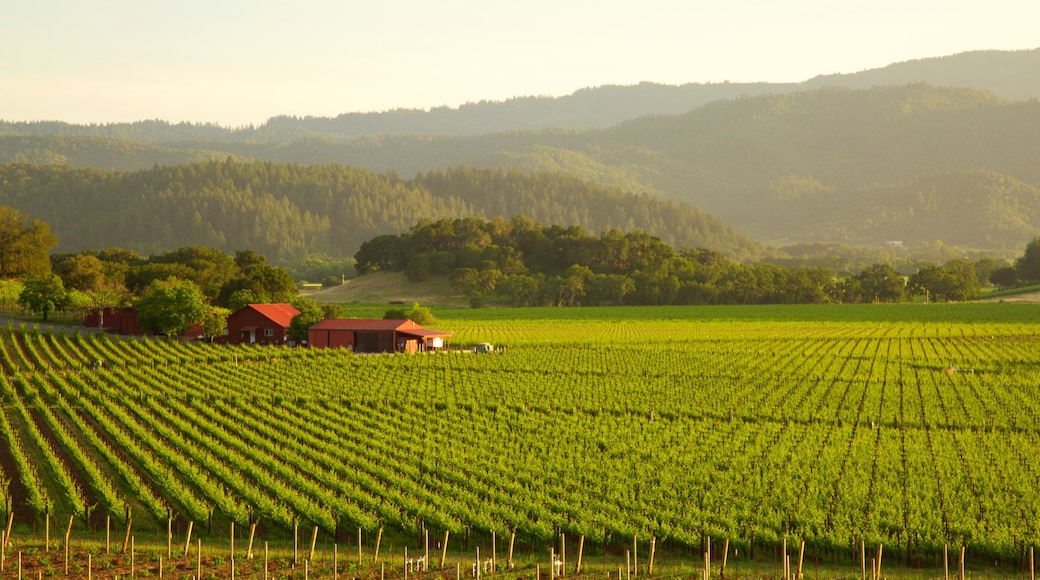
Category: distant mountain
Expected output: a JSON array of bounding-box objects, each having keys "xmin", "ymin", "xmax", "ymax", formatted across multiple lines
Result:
[
  {"xmin": 2, "ymin": 48, "xmax": 1037, "ymax": 141},
  {"xmin": 0, "ymin": 161, "xmax": 763, "ymax": 263}
]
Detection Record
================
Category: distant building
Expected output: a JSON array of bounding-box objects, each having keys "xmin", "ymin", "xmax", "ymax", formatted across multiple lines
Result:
[
  {"xmin": 308, "ymin": 319, "xmax": 451, "ymax": 353},
  {"xmin": 83, "ymin": 307, "xmax": 202, "ymax": 337},
  {"xmin": 226, "ymin": 303, "xmax": 300, "ymax": 345}
]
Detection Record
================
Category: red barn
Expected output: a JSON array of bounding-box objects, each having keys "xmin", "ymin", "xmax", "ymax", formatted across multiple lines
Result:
[
  {"xmin": 308, "ymin": 319, "xmax": 451, "ymax": 353},
  {"xmin": 83, "ymin": 307, "xmax": 202, "ymax": 337},
  {"xmin": 226, "ymin": 303, "xmax": 300, "ymax": 345}
]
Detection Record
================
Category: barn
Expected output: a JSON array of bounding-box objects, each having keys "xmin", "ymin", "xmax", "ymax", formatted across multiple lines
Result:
[
  {"xmin": 308, "ymin": 319, "xmax": 451, "ymax": 353},
  {"xmin": 226, "ymin": 303, "xmax": 300, "ymax": 345}
]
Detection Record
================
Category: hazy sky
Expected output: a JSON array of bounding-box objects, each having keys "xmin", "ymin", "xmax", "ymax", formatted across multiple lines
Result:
[{"xmin": 2, "ymin": 0, "xmax": 1037, "ymax": 126}]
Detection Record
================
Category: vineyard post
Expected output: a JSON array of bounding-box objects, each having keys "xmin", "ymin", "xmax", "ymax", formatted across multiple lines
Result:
[
  {"xmin": 706, "ymin": 536, "xmax": 711, "ymax": 580},
  {"xmin": 358, "ymin": 527, "xmax": 362, "ymax": 566},
  {"xmin": 334, "ymin": 544, "xmax": 338, "ymax": 580},
  {"xmin": 121, "ymin": 516, "xmax": 132, "ymax": 553},
  {"xmin": 477, "ymin": 546, "xmax": 481, "ymax": 580},
  {"xmin": 183, "ymin": 521, "xmax": 194, "ymax": 558},
  {"xmin": 5, "ymin": 512, "xmax": 12, "ymax": 549},
  {"xmin": 426, "ymin": 528, "xmax": 430, "ymax": 571},
  {"xmin": 88, "ymin": 553, "xmax": 91, "ymax": 580},
  {"xmin": 64, "ymin": 515, "xmax": 73, "ymax": 575},
  {"xmin": 167, "ymin": 517, "xmax": 172, "ymax": 558},
  {"xmin": 871, "ymin": 558, "xmax": 876, "ymax": 580},
  {"xmin": 294, "ymin": 521, "xmax": 299, "ymax": 566},
  {"xmin": 549, "ymin": 548, "xmax": 554, "ymax": 580},
  {"xmin": 876, "ymin": 544, "xmax": 883, "ymax": 580},
  {"xmin": 1, "ymin": 529, "xmax": 4, "ymax": 572},
  {"xmin": 1030, "ymin": 546, "xmax": 1034, "ymax": 580},
  {"xmin": 405, "ymin": 547, "xmax": 409, "ymax": 580},
  {"xmin": 382, "ymin": 561, "xmax": 385, "ymax": 580},
  {"xmin": 106, "ymin": 515, "xmax": 110, "ymax": 554},
  {"xmin": 310, "ymin": 525, "xmax": 319, "ymax": 563},
  {"xmin": 457, "ymin": 562, "xmax": 461, "ymax": 580},
  {"xmin": 633, "ymin": 535, "xmax": 638, "ymax": 578},
  {"xmin": 576, "ymin": 535, "xmax": 585, "ymax": 575},
  {"xmin": 561, "ymin": 532, "xmax": 566, "ymax": 577},
  {"xmin": 860, "ymin": 541, "xmax": 865, "ymax": 580},
  {"xmin": 722, "ymin": 538, "xmax": 729, "ymax": 579},
  {"xmin": 375, "ymin": 527, "xmax": 383, "ymax": 563},
  {"xmin": 265, "ymin": 541, "xmax": 269, "ymax": 580},
  {"xmin": 959, "ymin": 546, "xmax": 965, "ymax": 580},
  {"xmin": 943, "ymin": 545, "xmax": 948, "ymax": 580},
  {"xmin": 45, "ymin": 509, "xmax": 50, "ymax": 552},
  {"xmin": 131, "ymin": 535, "xmax": 136, "ymax": 578},
  {"xmin": 492, "ymin": 530, "xmax": 496, "ymax": 573},
  {"xmin": 441, "ymin": 530, "xmax": 450, "ymax": 569},
  {"xmin": 248, "ymin": 522, "xmax": 257, "ymax": 560},
  {"xmin": 231, "ymin": 521, "xmax": 235, "ymax": 569},
  {"xmin": 783, "ymin": 537, "xmax": 788, "ymax": 580},
  {"xmin": 648, "ymin": 536, "xmax": 655, "ymax": 577},
  {"xmin": 797, "ymin": 540, "xmax": 805, "ymax": 580},
  {"xmin": 508, "ymin": 531, "xmax": 515, "ymax": 571},
  {"xmin": 626, "ymin": 550, "xmax": 631, "ymax": 580},
  {"xmin": 197, "ymin": 538, "xmax": 202, "ymax": 580}
]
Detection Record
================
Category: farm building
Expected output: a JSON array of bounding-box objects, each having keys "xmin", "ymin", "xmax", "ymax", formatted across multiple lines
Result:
[
  {"xmin": 226, "ymin": 303, "xmax": 300, "ymax": 345},
  {"xmin": 308, "ymin": 319, "xmax": 451, "ymax": 353},
  {"xmin": 83, "ymin": 307, "xmax": 203, "ymax": 337}
]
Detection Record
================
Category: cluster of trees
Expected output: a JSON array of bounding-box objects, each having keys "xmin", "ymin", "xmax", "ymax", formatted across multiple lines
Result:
[
  {"xmin": 357, "ymin": 217, "xmax": 1031, "ymax": 307},
  {"xmin": 0, "ymin": 160, "xmax": 761, "ymax": 264}
]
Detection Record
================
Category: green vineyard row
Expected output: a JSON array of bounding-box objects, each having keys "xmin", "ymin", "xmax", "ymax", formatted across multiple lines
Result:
[{"xmin": 1, "ymin": 304, "xmax": 1039, "ymax": 564}]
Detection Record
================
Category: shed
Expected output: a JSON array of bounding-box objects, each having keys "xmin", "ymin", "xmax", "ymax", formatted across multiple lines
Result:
[
  {"xmin": 226, "ymin": 303, "xmax": 300, "ymax": 345},
  {"xmin": 308, "ymin": 319, "xmax": 451, "ymax": 353}
]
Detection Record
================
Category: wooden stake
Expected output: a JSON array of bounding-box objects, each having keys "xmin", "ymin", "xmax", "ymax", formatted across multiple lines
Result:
[
  {"xmin": 131, "ymin": 535, "xmax": 136, "ymax": 578},
  {"xmin": 797, "ymin": 540, "xmax": 805, "ymax": 580},
  {"xmin": 1030, "ymin": 546, "xmax": 1034, "ymax": 580},
  {"xmin": 722, "ymin": 538, "xmax": 729, "ymax": 579},
  {"xmin": 626, "ymin": 549, "xmax": 631, "ymax": 580},
  {"xmin": 860, "ymin": 540, "xmax": 865, "ymax": 580},
  {"xmin": 492, "ymin": 530, "xmax": 496, "ymax": 573},
  {"xmin": 121, "ymin": 517, "xmax": 132, "ymax": 553},
  {"xmin": 561, "ymin": 532, "xmax": 566, "ymax": 578},
  {"xmin": 231, "ymin": 521, "xmax": 235, "ymax": 565},
  {"xmin": 783, "ymin": 537, "xmax": 788, "ymax": 580},
  {"xmin": 334, "ymin": 544, "xmax": 338, "ymax": 580},
  {"xmin": 648, "ymin": 536, "xmax": 656, "ymax": 577},
  {"xmin": 88, "ymin": 553, "xmax": 91, "ymax": 580},
  {"xmin": 294, "ymin": 521, "xmax": 299, "ymax": 566},
  {"xmin": 106, "ymin": 515, "xmax": 110, "ymax": 554},
  {"xmin": 167, "ymin": 517, "xmax": 172, "ymax": 558},
  {"xmin": 3, "ymin": 513, "xmax": 10, "ymax": 550},
  {"xmin": 1, "ymin": 529, "xmax": 5, "ymax": 573},
  {"xmin": 633, "ymin": 535, "xmax": 638, "ymax": 578},
  {"xmin": 375, "ymin": 527, "xmax": 383, "ymax": 562},
  {"xmin": 576, "ymin": 535, "xmax": 585, "ymax": 574},
  {"xmin": 508, "ymin": 530, "xmax": 515, "ymax": 571},
  {"xmin": 944, "ymin": 544, "xmax": 949, "ymax": 580},
  {"xmin": 248, "ymin": 522, "xmax": 257, "ymax": 560},
  {"xmin": 45, "ymin": 511, "xmax": 50, "ymax": 552},
  {"xmin": 183, "ymin": 521, "xmax": 194, "ymax": 558},
  {"xmin": 441, "ymin": 530, "xmax": 450, "ymax": 569},
  {"xmin": 476, "ymin": 546, "xmax": 481, "ymax": 580},
  {"xmin": 549, "ymin": 548, "xmax": 554, "ymax": 580},
  {"xmin": 959, "ymin": 545, "xmax": 965, "ymax": 580},
  {"xmin": 358, "ymin": 527, "xmax": 363, "ymax": 565},
  {"xmin": 425, "ymin": 528, "xmax": 430, "ymax": 571},
  {"xmin": 876, "ymin": 544, "xmax": 883, "ymax": 580},
  {"xmin": 405, "ymin": 547, "xmax": 410, "ymax": 580},
  {"xmin": 197, "ymin": 538, "xmax": 202, "ymax": 580},
  {"xmin": 265, "ymin": 541, "xmax": 269, "ymax": 580},
  {"xmin": 310, "ymin": 525, "xmax": 319, "ymax": 562}
]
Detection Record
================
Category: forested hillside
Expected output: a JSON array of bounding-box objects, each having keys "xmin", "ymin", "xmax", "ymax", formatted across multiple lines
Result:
[{"xmin": 0, "ymin": 161, "xmax": 761, "ymax": 263}]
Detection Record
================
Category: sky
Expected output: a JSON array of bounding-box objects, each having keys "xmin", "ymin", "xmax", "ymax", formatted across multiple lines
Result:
[{"xmin": 2, "ymin": 0, "xmax": 1038, "ymax": 127}]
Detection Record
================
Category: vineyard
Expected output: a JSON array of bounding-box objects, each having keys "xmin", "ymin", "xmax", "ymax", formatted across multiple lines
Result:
[{"xmin": 1, "ymin": 303, "xmax": 1040, "ymax": 576}]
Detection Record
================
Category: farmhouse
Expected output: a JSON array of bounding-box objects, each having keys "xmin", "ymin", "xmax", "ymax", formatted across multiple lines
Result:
[
  {"xmin": 308, "ymin": 319, "xmax": 451, "ymax": 353},
  {"xmin": 226, "ymin": 303, "xmax": 300, "ymax": 345}
]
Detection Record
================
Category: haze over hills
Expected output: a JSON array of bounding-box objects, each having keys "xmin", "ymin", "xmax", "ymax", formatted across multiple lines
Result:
[{"xmin": 2, "ymin": 48, "xmax": 1040, "ymax": 260}]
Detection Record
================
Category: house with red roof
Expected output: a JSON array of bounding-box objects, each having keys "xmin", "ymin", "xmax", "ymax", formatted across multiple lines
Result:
[
  {"xmin": 226, "ymin": 303, "xmax": 300, "ymax": 345},
  {"xmin": 308, "ymin": 319, "xmax": 451, "ymax": 353}
]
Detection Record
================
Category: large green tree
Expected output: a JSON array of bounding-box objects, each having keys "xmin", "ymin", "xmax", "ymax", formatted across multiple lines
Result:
[
  {"xmin": 1015, "ymin": 237, "xmax": 1040, "ymax": 282},
  {"xmin": 135, "ymin": 277, "xmax": 208, "ymax": 337},
  {"xmin": 0, "ymin": 206, "xmax": 56, "ymax": 278},
  {"xmin": 17, "ymin": 273, "xmax": 68, "ymax": 321}
]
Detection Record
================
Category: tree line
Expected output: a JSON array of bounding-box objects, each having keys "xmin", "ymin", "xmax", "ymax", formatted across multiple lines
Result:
[{"xmin": 357, "ymin": 217, "xmax": 1038, "ymax": 307}]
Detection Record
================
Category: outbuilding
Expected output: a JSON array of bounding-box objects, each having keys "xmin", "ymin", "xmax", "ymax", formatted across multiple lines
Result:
[
  {"xmin": 308, "ymin": 319, "xmax": 451, "ymax": 353},
  {"xmin": 226, "ymin": 303, "xmax": 300, "ymax": 345}
]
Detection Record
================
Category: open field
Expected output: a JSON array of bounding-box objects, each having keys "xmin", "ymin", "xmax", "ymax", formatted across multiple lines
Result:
[{"xmin": 2, "ymin": 303, "xmax": 1040, "ymax": 578}]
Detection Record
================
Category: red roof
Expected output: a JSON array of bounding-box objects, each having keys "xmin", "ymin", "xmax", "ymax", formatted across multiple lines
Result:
[
  {"xmin": 242, "ymin": 303, "xmax": 300, "ymax": 328},
  {"xmin": 309, "ymin": 319, "xmax": 449, "ymax": 337}
]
